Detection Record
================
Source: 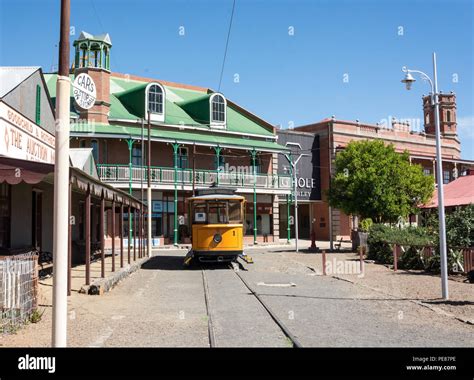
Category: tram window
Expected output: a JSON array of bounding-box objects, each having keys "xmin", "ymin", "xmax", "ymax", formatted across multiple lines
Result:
[
  {"xmin": 193, "ymin": 203, "xmax": 207, "ymax": 224},
  {"xmin": 208, "ymin": 202, "xmax": 227, "ymax": 224},
  {"xmin": 228, "ymin": 201, "xmax": 242, "ymax": 223}
]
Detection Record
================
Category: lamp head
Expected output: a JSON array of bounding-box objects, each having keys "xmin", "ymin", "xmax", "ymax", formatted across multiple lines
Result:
[{"xmin": 401, "ymin": 72, "xmax": 416, "ymax": 90}]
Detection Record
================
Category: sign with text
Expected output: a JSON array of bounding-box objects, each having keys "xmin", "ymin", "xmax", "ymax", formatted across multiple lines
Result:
[
  {"xmin": 73, "ymin": 73, "xmax": 96, "ymax": 110},
  {"xmin": 277, "ymin": 131, "xmax": 321, "ymax": 201},
  {"xmin": 0, "ymin": 102, "xmax": 55, "ymax": 164}
]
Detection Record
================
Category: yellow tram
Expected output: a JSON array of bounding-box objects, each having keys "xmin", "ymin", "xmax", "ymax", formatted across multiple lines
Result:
[{"xmin": 185, "ymin": 188, "xmax": 245, "ymax": 264}]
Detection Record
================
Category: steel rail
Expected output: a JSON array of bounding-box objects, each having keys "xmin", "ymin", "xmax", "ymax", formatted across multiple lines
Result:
[
  {"xmin": 231, "ymin": 263, "xmax": 303, "ymax": 348},
  {"xmin": 201, "ymin": 268, "xmax": 216, "ymax": 348}
]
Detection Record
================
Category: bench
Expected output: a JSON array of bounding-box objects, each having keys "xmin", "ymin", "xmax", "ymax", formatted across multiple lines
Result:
[{"xmin": 334, "ymin": 237, "xmax": 344, "ymax": 250}]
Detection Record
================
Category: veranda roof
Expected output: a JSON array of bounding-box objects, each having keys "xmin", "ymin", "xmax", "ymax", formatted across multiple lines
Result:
[{"xmin": 422, "ymin": 174, "xmax": 474, "ymax": 208}]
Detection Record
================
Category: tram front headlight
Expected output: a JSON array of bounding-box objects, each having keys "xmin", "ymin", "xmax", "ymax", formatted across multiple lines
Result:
[{"xmin": 213, "ymin": 233, "xmax": 222, "ymax": 244}]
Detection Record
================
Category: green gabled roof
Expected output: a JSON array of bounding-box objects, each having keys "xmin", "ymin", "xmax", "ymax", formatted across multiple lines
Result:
[
  {"xmin": 44, "ymin": 72, "xmax": 277, "ymax": 139},
  {"xmin": 74, "ymin": 31, "xmax": 112, "ymax": 46},
  {"xmin": 71, "ymin": 122, "xmax": 287, "ymax": 152},
  {"xmin": 109, "ymin": 93, "xmax": 137, "ymax": 120},
  {"xmin": 175, "ymin": 94, "xmax": 211, "ymax": 125},
  {"xmin": 114, "ymin": 83, "xmax": 147, "ymax": 117}
]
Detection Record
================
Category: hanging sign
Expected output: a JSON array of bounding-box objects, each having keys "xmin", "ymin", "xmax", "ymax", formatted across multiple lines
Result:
[{"xmin": 73, "ymin": 73, "xmax": 96, "ymax": 110}]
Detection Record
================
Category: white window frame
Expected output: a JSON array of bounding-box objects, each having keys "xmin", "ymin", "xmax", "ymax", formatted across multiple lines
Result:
[
  {"xmin": 209, "ymin": 93, "xmax": 227, "ymax": 128},
  {"xmin": 145, "ymin": 82, "xmax": 165, "ymax": 122}
]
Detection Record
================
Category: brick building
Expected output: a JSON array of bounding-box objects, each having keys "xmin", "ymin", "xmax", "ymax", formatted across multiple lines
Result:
[{"xmin": 292, "ymin": 93, "xmax": 474, "ymax": 245}]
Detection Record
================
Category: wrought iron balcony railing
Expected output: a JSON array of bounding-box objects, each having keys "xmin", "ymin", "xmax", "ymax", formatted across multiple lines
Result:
[{"xmin": 97, "ymin": 164, "xmax": 292, "ymax": 190}]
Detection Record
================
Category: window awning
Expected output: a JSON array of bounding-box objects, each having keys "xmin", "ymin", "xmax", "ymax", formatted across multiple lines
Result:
[
  {"xmin": 0, "ymin": 156, "xmax": 143, "ymax": 209},
  {"xmin": 0, "ymin": 156, "xmax": 53, "ymax": 184}
]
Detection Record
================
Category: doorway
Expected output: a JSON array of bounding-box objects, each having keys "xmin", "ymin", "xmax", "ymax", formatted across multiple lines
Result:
[{"xmin": 32, "ymin": 190, "xmax": 43, "ymax": 250}]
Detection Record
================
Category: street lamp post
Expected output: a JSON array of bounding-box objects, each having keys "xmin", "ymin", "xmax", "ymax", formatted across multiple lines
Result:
[
  {"xmin": 401, "ymin": 52, "xmax": 449, "ymax": 300},
  {"xmin": 284, "ymin": 142, "xmax": 309, "ymax": 253}
]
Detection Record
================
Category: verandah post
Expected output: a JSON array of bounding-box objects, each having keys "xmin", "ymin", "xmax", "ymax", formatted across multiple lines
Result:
[
  {"xmin": 85, "ymin": 186, "xmax": 91, "ymax": 285},
  {"xmin": 250, "ymin": 148, "xmax": 258, "ymax": 245},
  {"xmin": 111, "ymin": 196, "xmax": 115, "ymax": 272},
  {"xmin": 120, "ymin": 202, "xmax": 124, "ymax": 268},
  {"xmin": 100, "ymin": 192, "xmax": 105, "ymax": 278},
  {"xmin": 172, "ymin": 142, "xmax": 180, "ymax": 246}
]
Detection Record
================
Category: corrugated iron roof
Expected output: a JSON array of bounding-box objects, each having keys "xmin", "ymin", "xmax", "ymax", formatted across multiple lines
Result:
[
  {"xmin": 422, "ymin": 174, "xmax": 474, "ymax": 208},
  {"xmin": 0, "ymin": 66, "xmax": 40, "ymax": 97}
]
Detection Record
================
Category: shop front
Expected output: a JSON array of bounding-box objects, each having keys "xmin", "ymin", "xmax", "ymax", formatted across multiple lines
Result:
[{"xmin": 277, "ymin": 130, "xmax": 322, "ymax": 241}]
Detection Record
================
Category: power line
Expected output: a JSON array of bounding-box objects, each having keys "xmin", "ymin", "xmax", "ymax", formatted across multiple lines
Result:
[
  {"xmin": 89, "ymin": 0, "xmax": 122, "ymax": 73},
  {"xmin": 218, "ymin": 0, "xmax": 236, "ymax": 92}
]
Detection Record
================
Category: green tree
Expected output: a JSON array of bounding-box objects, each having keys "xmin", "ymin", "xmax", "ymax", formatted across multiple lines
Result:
[{"xmin": 327, "ymin": 140, "xmax": 434, "ymax": 223}]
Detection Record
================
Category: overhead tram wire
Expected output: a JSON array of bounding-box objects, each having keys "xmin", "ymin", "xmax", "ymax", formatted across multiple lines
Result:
[
  {"xmin": 218, "ymin": 0, "xmax": 236, "ymax": 92},
  {"xmin": 89, "ymin": 0, "xmax": 123, "ymax": 73}
]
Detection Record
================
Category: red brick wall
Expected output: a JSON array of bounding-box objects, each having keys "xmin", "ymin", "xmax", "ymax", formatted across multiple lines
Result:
[{"xmin": 75, "ymin": 67, "xmax": 110, "ymax": 124}]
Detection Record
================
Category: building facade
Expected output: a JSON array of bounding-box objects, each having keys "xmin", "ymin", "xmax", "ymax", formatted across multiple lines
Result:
[
  {"xmin": 276, "ymin": 130, "xmax": 321, "ymax": 240},
  {"xmin": 45, "ymin": 32, "xmax": 291, "ymax": 246},
  {"xmin": 289, "ymin": 93, "xmax": 474, "ymax": 244},
  {"xmin": 0, "ymin": 66, "xmax": 144, "ymax": 291}
]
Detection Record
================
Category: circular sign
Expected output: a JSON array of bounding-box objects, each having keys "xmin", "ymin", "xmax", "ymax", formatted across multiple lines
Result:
[{"xmin": 73, "ymin": 73, "xmax": 97, "ymax": 110}]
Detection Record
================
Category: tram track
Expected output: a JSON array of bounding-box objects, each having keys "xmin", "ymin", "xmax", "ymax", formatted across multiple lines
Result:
[
  {"xmin": 201, "ymin": 268, "xmax": 216, "ymax": 348},
  {"xmin": 200, "ymin": 261, "xmax": 303, "ymax": 348}
]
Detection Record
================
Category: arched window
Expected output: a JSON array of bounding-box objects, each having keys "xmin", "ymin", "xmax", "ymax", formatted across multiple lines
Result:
[
  {"xmin": 210, "ymin": 94, "xmax": 226, "ymax": 125},
  {"xmin": 447, "ymin": 110, "xmax": 451, "ymax": 122},
  {"xmin": 148, "ymin": 84, "xmax": 164, "ymax": 114}
]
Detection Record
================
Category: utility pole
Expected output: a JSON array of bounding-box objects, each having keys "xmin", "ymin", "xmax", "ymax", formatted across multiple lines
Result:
[
  {"xmin": 147, "ymin": 112, "xmax": 152, "ymax": 257},
  {"xmin": 52, "ymin": 0, "xmax": 70, "ymax": 347}
]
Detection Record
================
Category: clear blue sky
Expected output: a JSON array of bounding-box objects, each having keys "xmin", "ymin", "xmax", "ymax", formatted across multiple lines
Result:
[{"xmin": 1, "ymin": 0, "xmax": 473, "ymax": 158}]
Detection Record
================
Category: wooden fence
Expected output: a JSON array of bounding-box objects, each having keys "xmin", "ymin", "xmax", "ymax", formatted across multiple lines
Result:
[{"xmin": 0, "ymin": 252, "xmax": 38, "ymax": 333}]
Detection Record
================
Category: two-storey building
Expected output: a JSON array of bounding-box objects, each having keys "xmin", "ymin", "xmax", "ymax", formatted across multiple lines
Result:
[{"xmin": 45, "ymin": 32, "xmax": 291, "ymax": 246}]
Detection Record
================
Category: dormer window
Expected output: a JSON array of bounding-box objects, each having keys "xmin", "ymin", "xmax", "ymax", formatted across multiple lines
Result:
[
  {"xmin": 146, "ymin": 83, "xmax": 165, "ymax": 122},
  {"xmin": 210, "ymin": 93, "xmax": 226, "ymax": 127}
]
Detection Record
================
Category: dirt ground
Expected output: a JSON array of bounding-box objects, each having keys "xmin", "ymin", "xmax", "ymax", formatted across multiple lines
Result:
[{"xmin": 1, "ymin": 247, "xmax": 472, "ymax": 347}]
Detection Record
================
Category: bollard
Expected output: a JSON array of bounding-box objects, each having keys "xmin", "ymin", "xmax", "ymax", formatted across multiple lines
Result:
[
  {"xmin": 309, "ymin": 229, "xmax": 317, "ymax": 252},
  {"xmin": 359, "ymin": 246, "xmax": 364, "ymax": 273},
  {"xmin": 393, "ymin": 244, "xmax": 398, "ymax": 271},
  {"xmin": 322, "ymin": 250, "xmax": 327, "ymax": 275}
]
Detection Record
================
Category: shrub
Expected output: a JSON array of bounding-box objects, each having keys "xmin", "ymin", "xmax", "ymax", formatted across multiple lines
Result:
[
  {"xmin": 422, "ymin": 204, "xmax": 474, "ymax": 248},
  {"xmin": 425, "ymin": 249, "xmax": 465, "ymax": 274},
  {"xmin": 359, "ymin": 218, "xmax": 373, "ymax": 232},
  {"xmin": 29, "ymin": 308, "xmax": 44, "ymax": 324},
  {"xmin": 367, "ymin": 224, "xmax": 433, "ymax": 267},
  {"xmin": 399, "ymin": 246, "xmax": 425, "ymax": 270}
]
